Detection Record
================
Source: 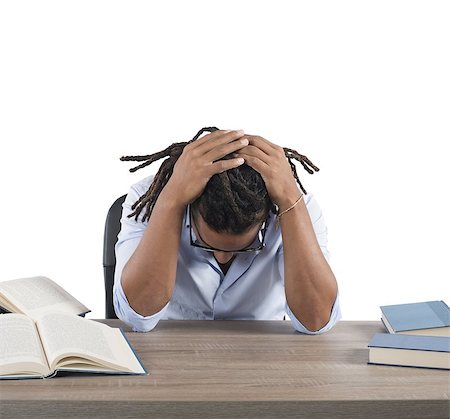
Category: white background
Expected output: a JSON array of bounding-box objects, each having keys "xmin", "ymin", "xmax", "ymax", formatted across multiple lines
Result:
[{"xmin": 0, "ymin": 1, "xmax": 448, "ymax": 320}]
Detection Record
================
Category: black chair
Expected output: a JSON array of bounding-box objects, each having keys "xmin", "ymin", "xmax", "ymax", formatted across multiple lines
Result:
[{"xmin": 103, "ymin": 194, "xmax": 127, "ymax": 318}]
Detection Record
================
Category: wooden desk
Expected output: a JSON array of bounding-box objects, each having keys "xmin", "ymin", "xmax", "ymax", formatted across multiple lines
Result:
[{"xmin": 1, "ymin": 320, "xmax": 449, "ymax": 418}]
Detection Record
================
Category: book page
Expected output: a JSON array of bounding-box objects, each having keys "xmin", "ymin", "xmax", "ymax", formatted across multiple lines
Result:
[
  {"xmin": 36, "ymin": 312, "xmax": 145, "ymax": 374},
  {"xmin": 0, "ymin": 276, "xmax": 90, "ymax": 320},
  {"xmin": 399, "ymin": 327, "xmax": 450, "ymax": 337},
  {"xmin": 0, "ymin": 314, "xmax": 50, "ymax": 377}
]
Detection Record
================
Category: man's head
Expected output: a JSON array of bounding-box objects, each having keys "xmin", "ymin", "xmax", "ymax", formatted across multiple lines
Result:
[
  {"xmin": 120, "ymin": 126, "xmax": 318, "ymax": 258},
  {"xmin": 187, "ymin": 146, "xmax": 271, "ymax": 262},
  {"xmin": 191, "ymin": 153, "xmax": 271, "ymax": 233}
]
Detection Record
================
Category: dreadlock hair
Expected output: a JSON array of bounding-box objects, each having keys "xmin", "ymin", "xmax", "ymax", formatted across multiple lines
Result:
[{"xmin": 120, "ymin": 127, "xmax": 319, "ymax": 234}]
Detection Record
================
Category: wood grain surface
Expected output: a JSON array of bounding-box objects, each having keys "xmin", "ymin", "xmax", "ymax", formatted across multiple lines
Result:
[{"xmin": 1, "ymin": 320, "xmax": 449, "ymax": 418}]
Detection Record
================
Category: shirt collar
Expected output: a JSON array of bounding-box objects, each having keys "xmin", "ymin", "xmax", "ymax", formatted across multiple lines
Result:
[{"xmin": 184, "ymin": 205, "xmax": 191, "ymax": 228}]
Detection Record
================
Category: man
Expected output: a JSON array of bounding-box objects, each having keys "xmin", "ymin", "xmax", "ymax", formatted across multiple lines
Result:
[{"xmin": 114, "ymin": 127, "xmax": 341, "ymax": 333}]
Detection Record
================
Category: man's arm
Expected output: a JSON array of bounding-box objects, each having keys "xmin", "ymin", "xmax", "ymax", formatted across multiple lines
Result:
[
  {"xmin": 120, "ymin": 185, "xmax": 185, "ymax": 317},
  {"xmin": 118, "ymin": 130, "xmax": 249, "ymax": 320},
  {"xmin": 235, "ymin": 135, "xmax": 339, "ymax": 332},
  {"xmin": 278, "ymin": 192, "xmax": 338, "ymax": 332}
]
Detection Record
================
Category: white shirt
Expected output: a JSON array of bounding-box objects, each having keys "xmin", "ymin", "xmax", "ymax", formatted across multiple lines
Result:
[{"xmin": 113, "ymin": 175, "xmax": 341, "ymax": 333}]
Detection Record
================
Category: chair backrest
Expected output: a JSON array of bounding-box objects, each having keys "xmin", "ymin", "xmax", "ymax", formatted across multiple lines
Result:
[{"xmin": 103, "ymin": 194, "xmax": 127, "ymax": 318}]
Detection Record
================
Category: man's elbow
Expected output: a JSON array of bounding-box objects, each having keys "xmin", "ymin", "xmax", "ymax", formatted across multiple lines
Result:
[
  {"xmin": 290, "ymin": 311, "xmax": 340, "ymax": 335},
  {"xmin": 301, "ymin": 316, "xmax": 330, "ymax": 333},
  {"xmin": 113, "ymin": 299, "xmax": 161, "ymax": 333}
]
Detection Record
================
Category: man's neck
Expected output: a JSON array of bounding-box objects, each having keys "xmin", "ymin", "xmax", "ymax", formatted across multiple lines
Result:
[{"xmin": 215, "ymin": 255, "xmax": 236, "ymax": 275}]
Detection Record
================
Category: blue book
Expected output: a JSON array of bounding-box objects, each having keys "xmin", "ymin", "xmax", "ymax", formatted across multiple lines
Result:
[
  {"xmin": 368, "ymin": 333, "xmax": 450, "ymax": 370},
  {"xmin": 380, "ymin": 300, "xmax": 450, "ymax": 337}
]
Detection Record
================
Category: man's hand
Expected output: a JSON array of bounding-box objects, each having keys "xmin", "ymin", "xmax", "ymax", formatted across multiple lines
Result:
[
  {"xmin": 164, "ymin": 130, "xmax": 248, "ymax": 208},
  {"xmin": 235, "ymin": 135, "xmax": 300, "ymax": 211}
]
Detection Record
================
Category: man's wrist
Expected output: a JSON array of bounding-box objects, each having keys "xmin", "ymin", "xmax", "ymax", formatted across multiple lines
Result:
[
  {"xmin": 158, "ymin": 183, "xmax": 187, "ymax": 214},
  {"xmin": 276, "ymin": 189, "xmax": 303, "ymax": 213}
]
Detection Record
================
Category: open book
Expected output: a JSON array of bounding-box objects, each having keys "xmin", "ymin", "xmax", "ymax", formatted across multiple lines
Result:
[
  {"xmin": 0, "ymin": 312, "xmax": 147, "ymax": 379},
  {"xmin": 0, "ymin": 276, "xmax": 90, "ymax": 319}
]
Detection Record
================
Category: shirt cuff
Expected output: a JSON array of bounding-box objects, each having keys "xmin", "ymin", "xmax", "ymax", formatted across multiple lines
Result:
[
  {"xmin": 113, "ymin": 278, "xmax": 169, "ymax": 332},
  {"xmin": 286, "ymin": 291, "xmax": 342, "ymax": 335}
]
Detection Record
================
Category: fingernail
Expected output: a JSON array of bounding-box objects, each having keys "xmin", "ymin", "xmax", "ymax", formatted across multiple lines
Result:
[
  {"xmin": 240, "ymin": 138, "xmax": 249, "ymax": 145},
  {"xmin": 236, "ymin": 158, "xmax": 245, "ymax": 164}
]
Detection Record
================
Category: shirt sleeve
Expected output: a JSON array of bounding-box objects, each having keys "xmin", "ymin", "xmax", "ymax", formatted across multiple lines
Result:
[
  {"xmin": 286, "ymin": 291, "xmax": 342, "ymax": 335},
  {"xmin": 277, "ymin": 192, "xmax": 342, "ymax": 334},
  {"xmin": 113, "ymin": 181, "xmax": 169, "ymax": 332}
]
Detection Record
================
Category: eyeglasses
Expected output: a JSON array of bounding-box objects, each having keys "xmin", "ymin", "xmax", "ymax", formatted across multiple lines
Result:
[{"xmin": 189, "ymin": 205, "xmax": 267, "ymax": 253}]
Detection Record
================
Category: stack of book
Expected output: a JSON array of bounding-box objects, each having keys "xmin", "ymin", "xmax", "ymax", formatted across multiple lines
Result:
[
  {"xmin": 0, "ymin": 276, "xmax": 147, "ymax": 380},
  {"xmin": 368, "ymin": 300, "xmax": 450, "ymax": 370}
]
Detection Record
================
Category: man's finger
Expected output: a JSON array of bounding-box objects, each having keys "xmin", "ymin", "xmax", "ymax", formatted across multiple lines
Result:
[
  {"xmin": 190, "ymin": 129, "xmax": 232, "ymax": 148},
  {"xmin": 235, "ymin": 145, "xmax": 271, "ymax": 165},
  {"xmin": 196, "ymin": 130, "xmax": 245, "ymax": 155},
  {"xmin": 209, "ymin": 157, "xmax": 245, "ymax": 175},
  {"xmin": 245, "ymin": 134, "xmax": 277, "ymax": 150},
  {"xmin": 245, "ymin": 135, "xmax": 282, "ymax": 156},
  {"xmin": 238, "ymin": 154, "xmax": 269, "ymax": 174},
  {"xmin": 205, "ymin": 138, "xmax": 249, "ymax": 163}
]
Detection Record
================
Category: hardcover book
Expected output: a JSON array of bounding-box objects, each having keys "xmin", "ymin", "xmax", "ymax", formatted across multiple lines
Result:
[
  {"xmin": 380, "ymin": 300, "xmax": 450, "ymax": 337},
  {"xmin": 368, "ymin": 333, "xmax": 450, "ymax": 370}
]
